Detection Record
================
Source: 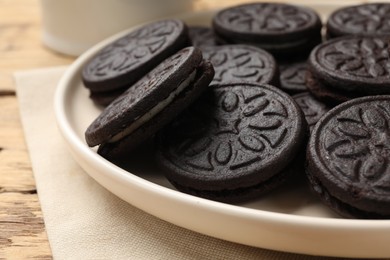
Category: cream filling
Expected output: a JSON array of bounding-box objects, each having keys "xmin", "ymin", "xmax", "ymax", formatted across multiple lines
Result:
[{"xmin": 109, "ymin": 70, "xmax": 197, "ymax": 143}]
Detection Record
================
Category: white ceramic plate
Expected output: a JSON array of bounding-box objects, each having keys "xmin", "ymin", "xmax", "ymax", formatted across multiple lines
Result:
[{"xmin": 54, "ymin": 4, "xmax": 390, "ymax": 258}]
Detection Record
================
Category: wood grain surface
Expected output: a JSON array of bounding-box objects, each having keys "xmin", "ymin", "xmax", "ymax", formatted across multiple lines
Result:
[
  {"xmin": 0, "ymin": 0, "xmax": 373, "ymax": 259},
  {"xmin": 0, "ymin": 0, "xmax": 72, "ymax": 259}
]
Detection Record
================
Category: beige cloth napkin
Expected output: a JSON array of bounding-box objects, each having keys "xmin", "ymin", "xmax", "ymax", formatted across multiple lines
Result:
[{"xmin": 15, "ymin": 67, "xmax": 348, "ymax": 260}]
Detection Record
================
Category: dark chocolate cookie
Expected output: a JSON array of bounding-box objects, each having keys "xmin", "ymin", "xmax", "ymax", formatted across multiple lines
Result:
[
  {"xmin": 188, "ymin": 26, "xmax": 220, "ymax": 49},
  {"xmin": 306, "ymin": 69, "xmax": 354, "ymax": 106},
  {"xmin": 85, "ymin": 47, "xmax": 214, "ymax": 159},
  {"xmin": 293, "ymin": 92, "xmax": 330, "ymax": 132},
  {"xmin": 88, "ymin": 88, "xmax": 127, "ymax": 107},
  {"xmin": 308, "ymin": 36, "xmax": 390, "ymax": 103},
  {"xmin": 326, "ymin": 3, "xmax": 390, "ymax": 39},
  {"xmin": 82, "ymin": 19, "xmax": 189, "ymax": 105},
  {"xmin": 202, "ymin": 45, "xmax": 279, "ymax": 86},
  {"xmin": 155, "ymin": 83, "xmax": 307, "ymax": 203},
  {"xmin": 306, "ymin": 95, "xmax": 390, "ymax": 218},
  {"xmin": 212, "ymin": 3, "xmax": 322, "ymax": 58},
  {"xmin": 279, "ymin": 61, "xmax": 308, "ymax": 94}
]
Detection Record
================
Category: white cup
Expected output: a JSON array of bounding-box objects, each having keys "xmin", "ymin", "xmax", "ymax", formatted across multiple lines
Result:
[{"xmin": 40, "ymin": 0, "xmax": 195, "ymax": 56}]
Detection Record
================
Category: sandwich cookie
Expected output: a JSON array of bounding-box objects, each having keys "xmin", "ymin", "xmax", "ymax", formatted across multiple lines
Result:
[
  {"xmin": 326, "ymin": 3, "xmax": 390, "ymax": 39},
  {"xmin": 212, "ymin": 3, "xmax": 322, "ymax": 59},
  {"xmin": 293, "ymin": 92, "xmax": 330, "ymax": 132},
  {"xmin": 82, "ymin": 19, "xmax": 190, "ymax": 106},
  {"xmin": 279, "ymin": 61, "xmax": 308, "ymax": 94},
  {"xmin": 155, "ymin": 83, "xmax": 307, "ymax": 203},
  {"xmin": 307, "ymin": 36, "xmax": 390, "ymax": 105},
  {"xmin": 202, "ymin": 45, "xmax": 279, "ymax": 86},
  {"xmin": 188, "ymin": 26, "xmax": 220, "ymax": 49},
  {"xmin": 306, "ymin": 96, "xmax": 390, "ymax": 219},
  {"xmin": 85, "ymin": 47, "xmax": 214, "ymax": 160}
]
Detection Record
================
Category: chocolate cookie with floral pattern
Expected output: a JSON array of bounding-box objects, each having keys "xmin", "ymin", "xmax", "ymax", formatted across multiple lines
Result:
[
  {"xmin": 212, "ymin": 3, "xmax": 322, "ymax": 59},
  {"xmin": 85, "ymin": 47, "xmax": 214, "ymax": 160},
  {"xmin": 155, "ymin": 83, "xmax": 307, "ymax": 203},
  {"xmin": 279, "ymin": 61, "xmax": 308, "ymax": 94},
  {"xmin": 82, "ymin": 19, "xmax": 190, "ymax": 106},
  {"xmin": 305, "ymin": 69, "xmax": 355, "ymax": 106},
  {"xmin": 188, "ymin": 26, "xmax": 220, "ymax": 49},
  {"xmin": 202, "ymin": 45, "xmax": 279, "ymax": 86},
  {"xmin": 293, "ymin": 92, "xmax": 330, "ymax": 132},
  {"xmin": 306, "ymin": 96, "xmax": 390, "ymax": 218},
  {"xmin": 307, "ymin": 36, "xmax": 390, "ymax": 104},
  {"xmin": 326, "ymin": 3, "xmax": 390, "ymax": 39}
]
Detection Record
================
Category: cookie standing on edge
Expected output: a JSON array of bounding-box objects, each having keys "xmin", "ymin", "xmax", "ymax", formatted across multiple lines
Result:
[
  {"xmin": 82, "ymin": 19, "xmax": 190, "ymax": 106},
  {"xmin": 306, "ymin": 96, "xmax": 390, "ymax": 219},
  {"xmin": 307, "ymin": 36, "xmax": 390, "ymax": 105},
  {"xmin": 202, "ymin": 45, "xmax": 279, "ymax": 86},
  {"xmin": 326, "ymin": 3, "xmax": 390, "ymax": 39},
  {"xmin": 155, "ymin": 83, "xmax": 307, "ymax": 203},
  {"xmin": 85, "ymin": 47, "xmax": 214, "ymax": 160},
  {"xmin": 212, "ymin": 3, "xmax": 322, "ymax": 59}
]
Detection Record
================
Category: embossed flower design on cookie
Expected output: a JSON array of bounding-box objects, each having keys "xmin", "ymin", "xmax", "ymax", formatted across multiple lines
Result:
[
  {"xmin": 321, "ymin": 38, "xmax": 390, "ymax": 78},
  {"xmin": 219, "ymin": 3, "xmax": 312, "ymax": 33},
  {"xmin": 321, "ymin": 104, "xmax": 390, "ymax": 194},
  {"xmin": 157, "ymin": 83, "xmax": 306, "ymax": 202},
  {"xmin": 293, "ymin": 92, "xmax": 329, "ymax": 131},
  {"xmin": 166, "ymin": 84, "xmax": 298, "ymax": 176},
  {"xmin": 213, "ymin": 3, "xmax": 322, "ymax": 58},
  {"xmin": 280, "ymin": 61, "xmax": 308, "ymax": 93},
  {"xmin": 330, "ymin": 3, "xmax": 390, "ymax": 35},
  {"xmin": 310, "ymin": 36, "xmax": 390, "ymax": 95},
  {"xmin": 211, "ymin": 88, "xmax": 283, "ymax": 164},
  {"xmin": 84, "ymin": 20, "xmax": 180, "ymax": 80},
  {"xmin": 281, "ymin": 63, "xmax": 306, "ymax": 86},
  {"xmin": 208, "ymin": 50, "xmax": 268, "ymax": 83},
  {"xmin": 92, "ymin": 51, "xmax": 184, "ymax": 123},
  {"xmin": 202, "ymin": 45, "xmax": 277, "ymax": 86}
]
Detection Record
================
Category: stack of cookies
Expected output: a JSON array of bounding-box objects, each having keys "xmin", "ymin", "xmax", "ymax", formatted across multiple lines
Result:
[{"xmin": 82, "ymin": 2, "xmax": 390, "ymax": 219}]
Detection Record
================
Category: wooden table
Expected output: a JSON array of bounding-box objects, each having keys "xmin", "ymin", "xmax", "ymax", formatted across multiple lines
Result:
[
  {"xmin": 0, "ymin": 0, "xmax": 73, "ymax": 259},
  {"xmin": 0, "ymin": 0, "xmax": 373, "ymax": 259}
]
